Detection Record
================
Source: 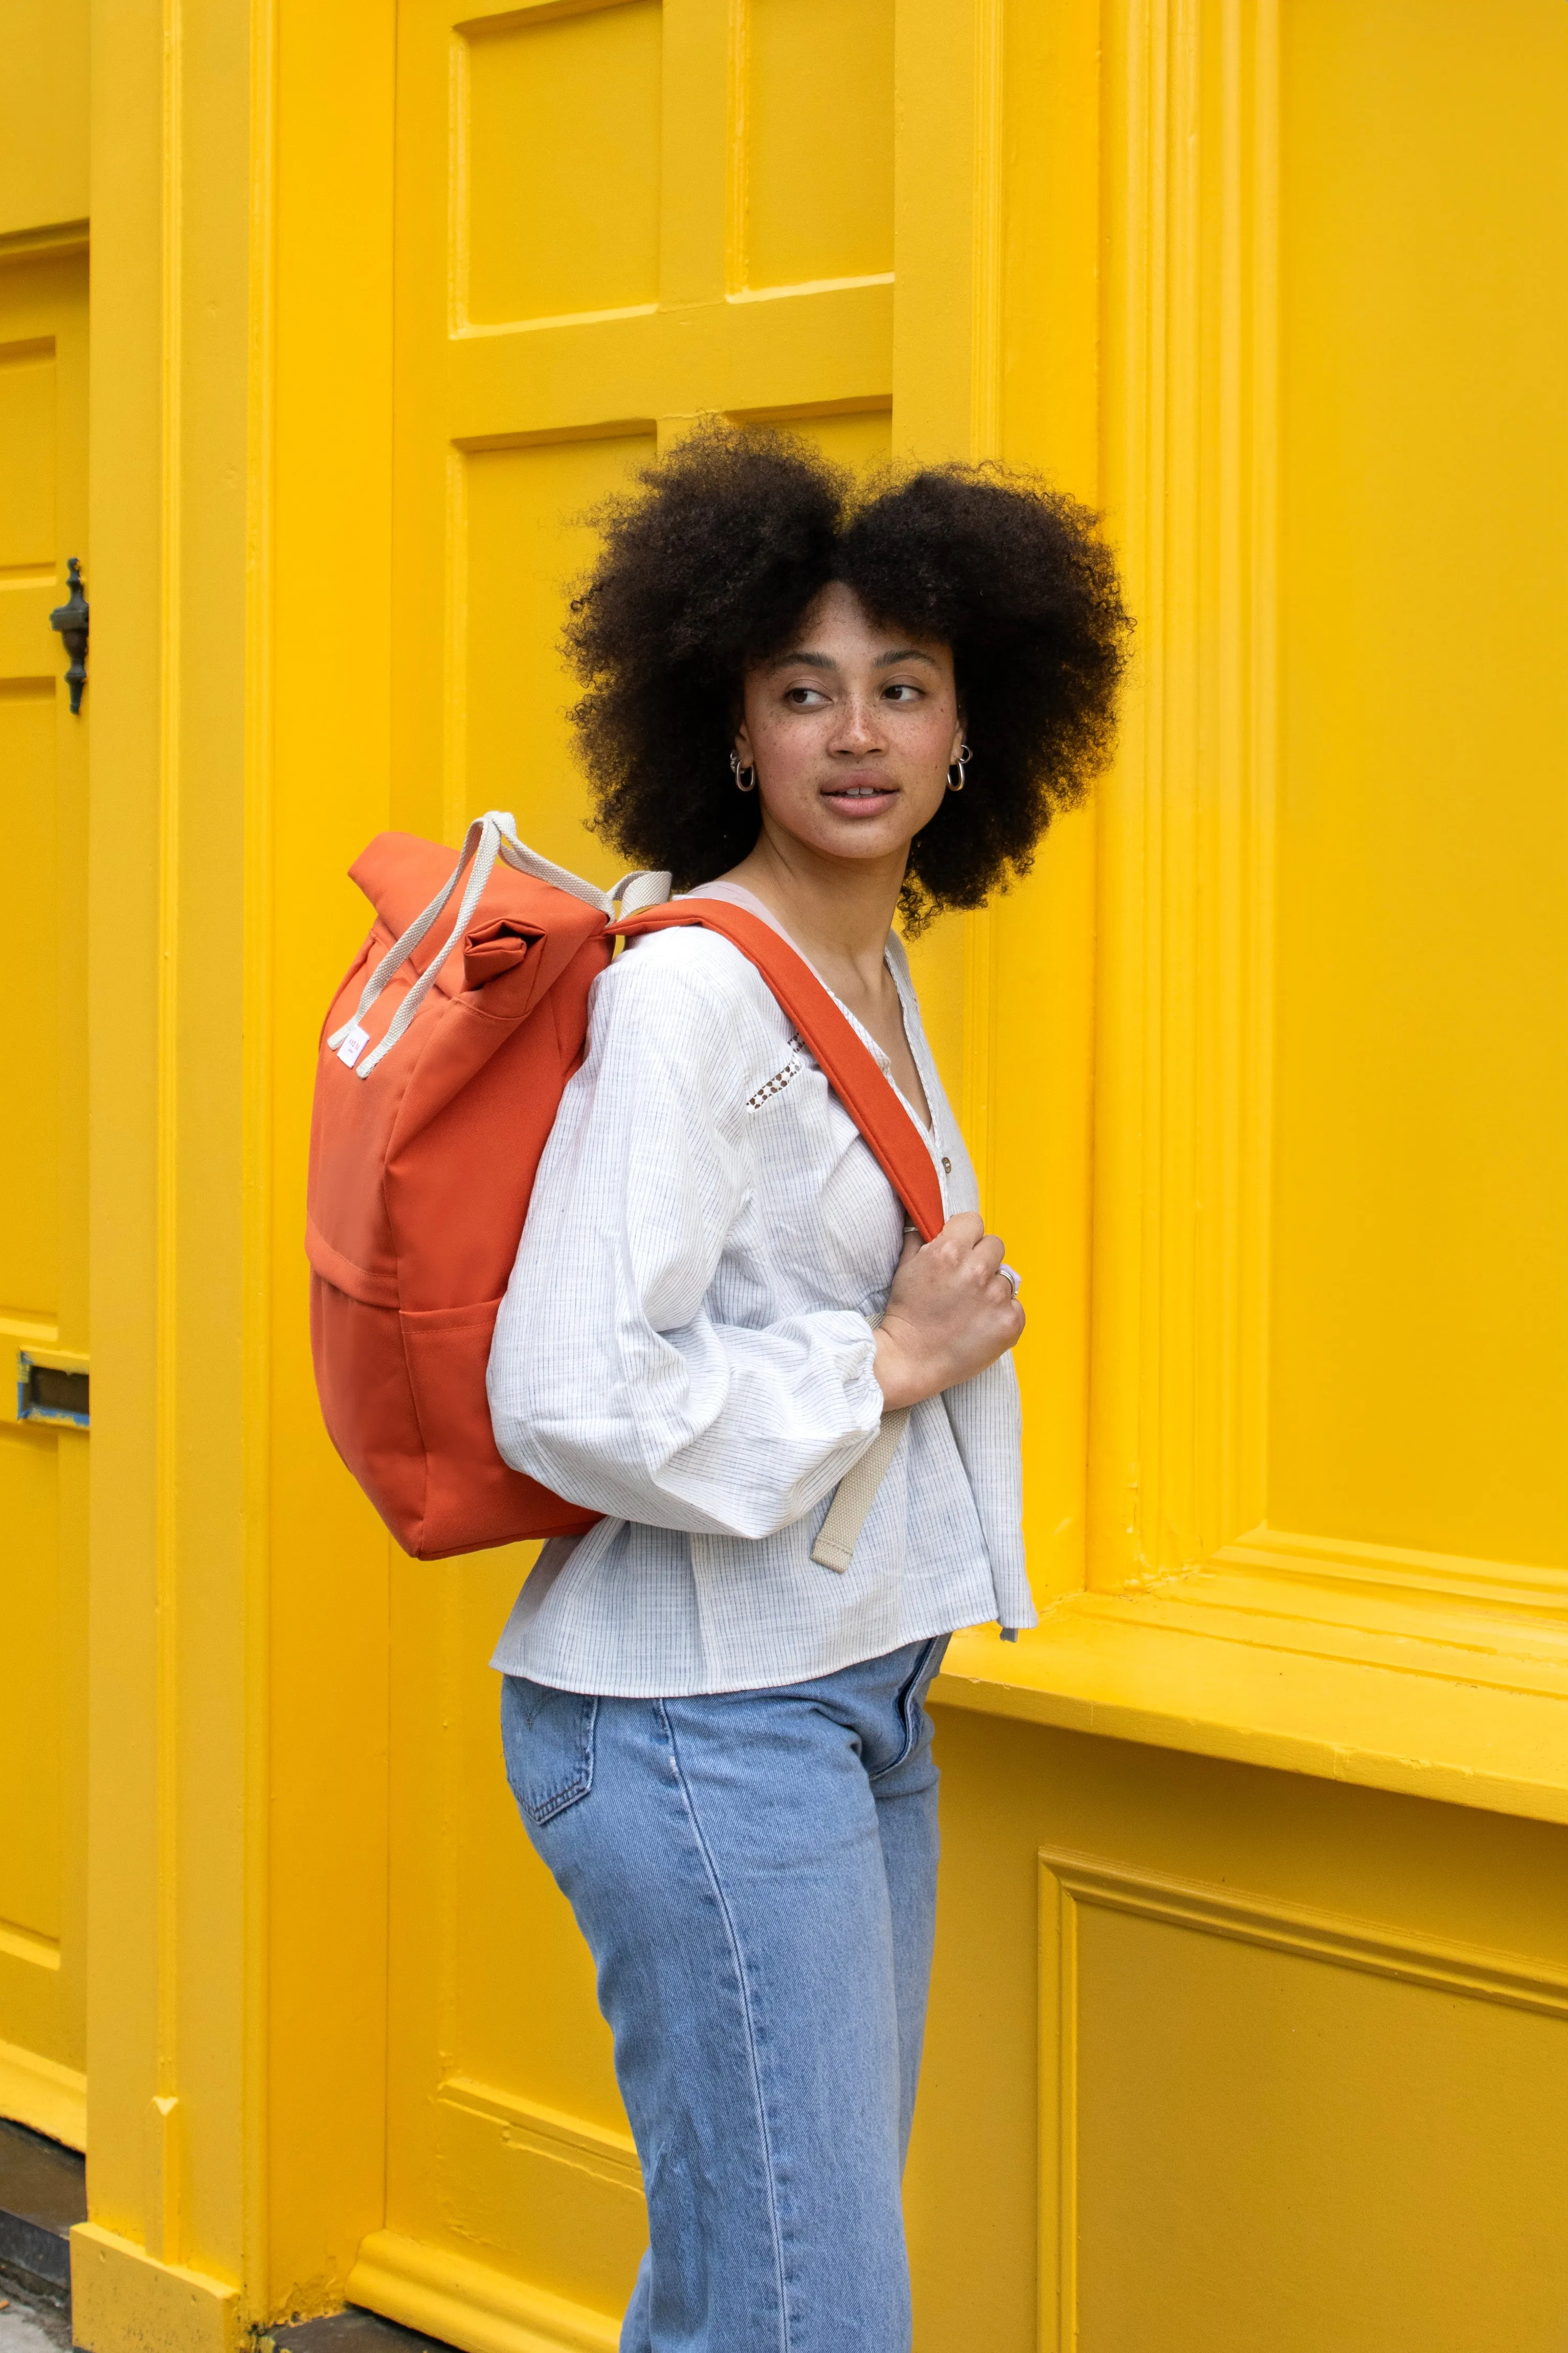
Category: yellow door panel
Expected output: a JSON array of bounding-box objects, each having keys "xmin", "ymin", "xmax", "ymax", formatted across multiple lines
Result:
[
  {"xmin": 385, "ymin": 1556, "xmax": 643, "ymax": 2319},
  {"xmin": 1270, "ymin": 0, "xmax": 1568, "ymax": 1568},
  {"xmin": 0, "ymin": 339, "xmax": 55, "ymax": 562},
  {"xmin": 461, "ymin": 431, "xmax": 657, "ymax": 877},
  {"xmin": 462, "ymin": 2, "xmax": 664, "ymax": 329},
  {"xmin": 741, "ymin": 0, "xmax": 894, "ymax": 291},
  {"xmin": 0, "ymin": 2, "xmax": 87, "ymax": 240},
  {"xmin": 0, "ymin": 1432, "xmax": 62, "ymax": 1943},
  {"xmin": 1069, "ymin": 1891, "xmax": 1568, "ymax": 2349},
  {"xmin": 0, "ymin": 246, "xmax": 88, "ymax": 2151},
  {"xmin": 1, "ymin": 682, "xmax": 59, "ymax": 1317}
]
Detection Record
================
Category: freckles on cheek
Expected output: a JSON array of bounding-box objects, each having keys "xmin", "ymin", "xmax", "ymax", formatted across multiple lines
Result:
[{"xmin": 757, "ymin": 715, "xmax": 817, "ymax": 782}]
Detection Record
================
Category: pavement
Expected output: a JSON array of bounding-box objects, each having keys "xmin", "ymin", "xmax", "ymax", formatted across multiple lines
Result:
[{"xmin": 0, "ymin": 2279, "xmax": 73, "ymax": 2352}]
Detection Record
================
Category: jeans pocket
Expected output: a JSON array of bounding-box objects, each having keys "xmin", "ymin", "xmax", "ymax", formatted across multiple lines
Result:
[{"xmin": 501, "ymin": 1676, "xmax": 598, "ymax": 1826}]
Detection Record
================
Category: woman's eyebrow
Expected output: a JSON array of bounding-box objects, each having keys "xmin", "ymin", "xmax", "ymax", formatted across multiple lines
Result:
[{"xmin": 764, "ymin": 646, "xmax": 939, "ymax": 672}]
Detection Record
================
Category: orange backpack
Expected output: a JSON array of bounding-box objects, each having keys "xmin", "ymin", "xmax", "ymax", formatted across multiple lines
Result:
[{"xmin": 307, "ymin": 812, "xmax": 945, "ymax": 1559}]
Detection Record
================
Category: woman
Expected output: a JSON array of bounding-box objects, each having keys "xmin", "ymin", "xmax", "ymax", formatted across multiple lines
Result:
[{"xmin": 487, "ymin": 426, "xmax": 1128, "ymax": 2352}]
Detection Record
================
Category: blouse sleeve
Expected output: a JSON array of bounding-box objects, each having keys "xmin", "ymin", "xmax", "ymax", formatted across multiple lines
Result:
[{"xmin": 487, "ymin": 940, "xmax": 886, "ymax": 1538}]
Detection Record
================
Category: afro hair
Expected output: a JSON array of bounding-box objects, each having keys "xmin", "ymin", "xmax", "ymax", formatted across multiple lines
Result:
[{"xmin": 565, "ymin": 421, "xmax": 1130, "ymax": 930}]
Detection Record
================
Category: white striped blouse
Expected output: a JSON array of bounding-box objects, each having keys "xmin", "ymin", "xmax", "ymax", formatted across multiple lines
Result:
[{"xmin": 486, "ymin": 885, "xmax": 1034, "ymax": 1697}]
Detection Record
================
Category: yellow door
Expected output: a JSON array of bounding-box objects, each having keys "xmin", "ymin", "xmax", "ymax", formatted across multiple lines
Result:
[
  {"xmin": 0, "ymin": 242, "xmax": 89, "ymax": 2153},
  {"xmin": 352, "ymin": 3, "xmax": 901, "ymax": 2339}
]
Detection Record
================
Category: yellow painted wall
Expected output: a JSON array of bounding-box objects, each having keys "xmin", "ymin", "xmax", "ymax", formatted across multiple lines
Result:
[{"xmin": 0, "ymin": 0, "xmax": 1558, "ymax": 2348}]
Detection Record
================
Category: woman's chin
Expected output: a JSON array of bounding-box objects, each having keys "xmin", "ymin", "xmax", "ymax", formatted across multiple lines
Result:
[
  {"xmin": 805, "ymin": 824, "xmax": 917, "ymax": 867},
  {"xmin": 763, "ymin": 807, "xmax": 925, "ymax": 868}
]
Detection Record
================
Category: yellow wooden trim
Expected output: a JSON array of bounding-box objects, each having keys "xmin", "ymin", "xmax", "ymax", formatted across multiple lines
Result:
[
  {"xmin": 451, "ymin": 416, "xmax": 659, "ymax": 452},
  {"xmin": 1043, "ymin": 1844, "xmax": 1568, "ymax": 2017},
  {"xmin": 152, "ymin": 0, "xmax": 191, "ymax": 2265},
  {"xmin": 0, "ymin": 1924, "xmax": 60, "ymax": 1973},
  {"xmin": 724, "ymin": 391, "xmax": 892, "ymax": 424},
  {"xmin": 241, "ymin": 0, "xmax": 280, "ymax": 2314},
  {"xmin": 660, "ymin": 0, "xmax": 726, "ymax": 312},
  {"xmin": 452, "ymin": 302, "xmax": 660, "ymax": 344},
  {"xmin": 723, "ymin": 0, "xmax": 751, "ymax": 296},
  {"xmin": 1089, "ymin": 0, "xmax": 1282, "ymax": 1592},
  {"xmin": 934, "ymin": 1603, "xmax": 1568, "ymax": 1827},
  {"xmin": 446, "ymin": 281, "xmax": 894, "ymax": 438},
  {"xmin": 455, "ymin": 0, "xmax": 634, "ymax": 39},
  {"xmin": 438, "ymin": 2073, "xmax": 641, "ymax": 2182},
  {"xmin": 0, "ymin": 1314, "xmax": 63, "ymax": 1349},
  {"xmin": 0, "ymin": 2033, "xmax": 86, "ymax": 2150},
  {"xmin": 261, "ymin": 0, "xmax": 399, "ymax": 2308},
  {"xmin": 71, "ymin": 2223, "xmax": 239, "ymax": 2353},
  {"xmin": 85, "ymin": 0, "xmax": 277, "ymax": 2302},
  {"xmin": 1107, "ymin": 1565, "xmax": 1568, "ymax": 1694},
  {"xmin": 1039, "ymin": 1844, "xmax": 1077, "ymax": 2353},
  {"xmin": 1216, "ymin": 1526, "xmax": 1568, "ymax": 1615},
  {"xmin": 346, "ymin": 2229, "xmax": 620, "ymax": 2353},
  {"xmin": 0, "ymin": 220, "xmax": 90, "ymax": 263},
  {"xmin": 5, "ymin": 1342, "xmax": 89, "ymax": 1377},
  {"xmin": 724, "ymin": 272, "xmax": 895, "ymax": 307}
]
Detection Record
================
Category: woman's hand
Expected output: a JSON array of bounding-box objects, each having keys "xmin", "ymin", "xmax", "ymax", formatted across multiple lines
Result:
[{"xmin": 871, "ymin": 1213, "xmax": 1024, "ymax": 1411}]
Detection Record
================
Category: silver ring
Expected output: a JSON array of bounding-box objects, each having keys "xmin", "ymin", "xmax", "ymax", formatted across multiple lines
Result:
[{"xmin": 1003, "ymin": 1269, "xmax": 1021, "ymax": 1301}]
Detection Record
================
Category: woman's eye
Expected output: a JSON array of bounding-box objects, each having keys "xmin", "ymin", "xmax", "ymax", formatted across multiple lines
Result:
[
  {"xmin": 784, "ymin": 685, "xmax": 826, "ymax": 706},
  {"xmin": 883, "ymin": 682, "xmax": 922, "ymax": 703}
]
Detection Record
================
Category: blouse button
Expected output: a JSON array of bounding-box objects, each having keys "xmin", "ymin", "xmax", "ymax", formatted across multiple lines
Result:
[{"xmin": 942, "ymin": 1156, "xmax": 952, "ymax": 1174}]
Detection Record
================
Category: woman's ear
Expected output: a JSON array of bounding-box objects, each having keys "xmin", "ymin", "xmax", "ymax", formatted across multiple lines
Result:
[{"xmin": 733, "ymin": 719, "xmax": 756, "ymax": 766}]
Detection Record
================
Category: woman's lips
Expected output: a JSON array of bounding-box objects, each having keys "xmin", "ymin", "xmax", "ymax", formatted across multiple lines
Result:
[{"xmin": 822, "ymin": 780, "xmax": 898, "ymax": 804}]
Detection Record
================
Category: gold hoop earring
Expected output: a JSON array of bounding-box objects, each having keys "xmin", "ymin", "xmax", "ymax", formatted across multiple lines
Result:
[
  {"xmin": 730, "ymin": 752, "xmax": 756, "ymax": 793},
  {"xmin": 946, "ymin": 743, "xmax": 971, "ymax": 792}
]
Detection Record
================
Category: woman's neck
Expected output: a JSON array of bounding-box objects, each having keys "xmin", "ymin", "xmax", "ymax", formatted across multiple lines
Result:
[{"xmin": 719, "ymin": 829, "xmax": 904, "ymax": 999}]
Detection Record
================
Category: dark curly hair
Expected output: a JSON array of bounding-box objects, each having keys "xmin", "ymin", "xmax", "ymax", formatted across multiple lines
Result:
[{"xmin": 565, "ymin": 422, "xmax": 1130, "ymax": 930}]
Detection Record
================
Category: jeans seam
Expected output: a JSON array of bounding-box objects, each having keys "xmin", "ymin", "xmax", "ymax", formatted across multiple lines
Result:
[
  {"xmin": 867, "ymin": 1636, "xmax": 940, "ymax": 1783},
  {"xmin": 658, "ymin": 1700, "xmax": 793, "ymax": 2353}
]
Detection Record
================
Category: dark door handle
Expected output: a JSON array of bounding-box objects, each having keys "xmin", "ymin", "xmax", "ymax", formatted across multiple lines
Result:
[{"xmin": 50, "ymin": 557, "xmax": 89, "ymax": 714}]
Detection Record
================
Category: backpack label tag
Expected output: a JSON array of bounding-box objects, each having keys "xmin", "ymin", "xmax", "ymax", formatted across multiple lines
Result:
[{"xmin": 337, "ymin": 1023, "xmax": 371, "ymax": 1068}]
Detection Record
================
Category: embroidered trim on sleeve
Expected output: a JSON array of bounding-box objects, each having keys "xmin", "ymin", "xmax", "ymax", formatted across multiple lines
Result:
[{"xmin": 747, "ymin": 1037, "xmax": 804, "ymax": 1111}]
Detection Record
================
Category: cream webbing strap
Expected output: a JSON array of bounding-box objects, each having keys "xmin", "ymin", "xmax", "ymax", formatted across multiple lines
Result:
[{"xmin": 811, "ymin": 1407, "xmax": 911, "ymax": 1573}]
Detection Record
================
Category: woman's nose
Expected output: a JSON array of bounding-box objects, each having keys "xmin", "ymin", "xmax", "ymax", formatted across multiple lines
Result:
[{"xmin": 828, "ymin": 694, "xmax": 883, "ymax": 752}]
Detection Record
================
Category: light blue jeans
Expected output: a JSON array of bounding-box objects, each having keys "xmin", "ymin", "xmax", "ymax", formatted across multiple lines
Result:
[{"xmin": 500, "ymin": 1635, "xmax": 950, "ymax": 2353}]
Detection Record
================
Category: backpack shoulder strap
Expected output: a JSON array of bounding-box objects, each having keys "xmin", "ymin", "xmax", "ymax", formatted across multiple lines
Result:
[{"xmin": 611, "ymin": 900, "xmax": 945, "ymax": 1243}]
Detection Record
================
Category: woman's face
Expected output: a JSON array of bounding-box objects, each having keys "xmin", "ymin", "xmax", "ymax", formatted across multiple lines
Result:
[{"xmin": 733, "ymin": 582, "xmax": 962, "ymax": 871}]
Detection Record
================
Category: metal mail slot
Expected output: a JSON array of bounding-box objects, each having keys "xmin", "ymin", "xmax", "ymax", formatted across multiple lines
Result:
[{"xmin": 16, "ymin": 1354, "xmax": 89, "ymax": 1429}]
